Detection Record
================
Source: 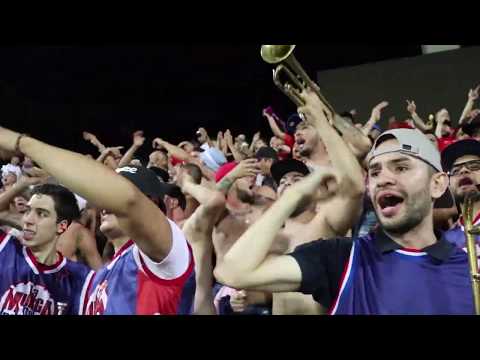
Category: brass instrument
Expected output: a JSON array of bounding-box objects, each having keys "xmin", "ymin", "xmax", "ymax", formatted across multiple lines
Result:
[
  {"xmin": 426, "ymin": 114, "xmax": 435, "ymax": 128},
  {"xmin": 260, "ymin": 45, "xmax": 335, "ymax": 115},
  {"xmin": 462, "ymin": 193, "xmax": 480, "ymax": 315}
]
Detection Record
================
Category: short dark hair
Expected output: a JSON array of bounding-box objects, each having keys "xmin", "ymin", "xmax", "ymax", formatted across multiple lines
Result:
[
  {"xmin": 183, "ymin": 163, "xmax": 202, "ymax": 184},
  {"xmin": 30, "ymin": 184, "xmax": 80, "ymax": 225}
]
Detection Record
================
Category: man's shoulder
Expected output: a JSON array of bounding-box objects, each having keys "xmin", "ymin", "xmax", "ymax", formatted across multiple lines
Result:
[{"xmin": 292, "ymin": 237, "xmax": 355, "ymax": 255}]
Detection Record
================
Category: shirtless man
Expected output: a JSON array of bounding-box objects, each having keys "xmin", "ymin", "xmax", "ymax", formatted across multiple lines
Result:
[
  {"xmin": 177, "ymin": 169, "xmax": 226, "ymax": 315},
  {"xmin": 213, "ymin": 159, "xmax": 277, "ymax": 314},
  {"xmin": 213, "ymin": 160, "xmax": 277, "ymax": 262},
  {"xmin": 228, "ymin": 91, "xmax": 365, "ymax": 315}
]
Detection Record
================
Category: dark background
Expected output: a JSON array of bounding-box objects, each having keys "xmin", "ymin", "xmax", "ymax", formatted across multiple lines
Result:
[
  {"xmin": 316, "ymin": 45, "xmax": 480, "ymax": 129},
  {"xmin": 0, "ymin": 44, "xmax": 474, "ymax": 161}
]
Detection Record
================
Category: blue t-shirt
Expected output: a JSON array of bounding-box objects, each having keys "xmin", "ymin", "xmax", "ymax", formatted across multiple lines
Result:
[
  {"xmin": 290, "ymin": 229, "xmax": 474, "ymax": 315},
  {"xmin": 0, "ymin": 230, "xmax": 90, "ymax": 315}
]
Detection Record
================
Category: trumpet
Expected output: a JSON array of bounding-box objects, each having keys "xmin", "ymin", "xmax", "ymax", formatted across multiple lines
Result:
[
  {"xmin": 260, "ymin": 45, "xmax": 335, "ymax": 115},
  {"xmin": 462, "ymin": 192, "xmax": 480, "ymax": 315},
  {"xmin": 426, "ymin": 114, "xmax": 435, "ymax": 128}
]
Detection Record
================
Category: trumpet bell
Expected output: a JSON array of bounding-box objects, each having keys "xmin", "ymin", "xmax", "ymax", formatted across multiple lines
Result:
[{"xmin": 261, "ymin": 45, "xmax": 296, "ymax": 64}]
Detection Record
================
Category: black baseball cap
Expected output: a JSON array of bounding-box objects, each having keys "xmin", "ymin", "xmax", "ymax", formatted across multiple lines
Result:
[
  {"xmin": 461, "ymin": 118, "xmax": 480, "ymax": 137},
  {"xmin": 116, "ymin": 165, "xmax": 169, "ymax": 213},
  {"xmin": 271, "ymin": 159, "xmax": 310, "ymax": 186},
  {"xmin": 256, "ymin": 147, "xmax": 278, "ymax": 161},
  {"xmin": 441, "ymin": 139, "xmax": 480, "ymax": 172}
]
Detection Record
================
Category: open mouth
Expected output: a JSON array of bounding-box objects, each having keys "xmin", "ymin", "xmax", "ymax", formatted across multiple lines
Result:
[
  {"xmin": 459, "ymin": 177, "xmax": 474, "ymax": 187},
  {"xmin": 22, "ymin": 229, "xmax": 35, "ymax": 241},
  {"xmin": 377, "ymin": 193, "xmax": 405, "ymax": 217},
  {"xmin": 296, "ymin": 138, "xmax": 306, "ymax": 150}
]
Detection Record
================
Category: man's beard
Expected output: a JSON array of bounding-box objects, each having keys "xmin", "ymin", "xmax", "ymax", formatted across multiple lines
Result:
[
  {"xmin": 376, "ymin": 187, "xmax": 431, "ymax": 236},
  {"xmin": 454, "ymin": 185, "xmax": 480, "ymax": 205}
]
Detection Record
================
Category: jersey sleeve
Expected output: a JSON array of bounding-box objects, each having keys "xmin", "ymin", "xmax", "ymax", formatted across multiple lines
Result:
[
  {"xmin": 288, "ymin": 238, "xmax": 353, "ymax": 308},
  {"xmin": 136, "ymin": 219, "xmax": 193, "ymax": 282},
  {"xmin": 0, "ymin": 229, "xmax": 13, "ymax": 254}
]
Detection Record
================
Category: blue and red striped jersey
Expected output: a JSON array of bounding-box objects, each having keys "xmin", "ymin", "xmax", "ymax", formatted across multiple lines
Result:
[
  {"xmin": 80, "ymin": 219, "xmax": 195, "ymax": 315},
  {"xmin": 0, "ymin": 230, "xmax": 90, "ymax": 315},
  {"xmin": 290, "ymin": 230, "xmax": 474, "ymax": 315}
]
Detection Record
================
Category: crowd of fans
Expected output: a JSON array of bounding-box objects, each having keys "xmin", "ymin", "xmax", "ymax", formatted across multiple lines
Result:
[{"xmin": 0, "ymin": 77, "xmax": 479, "ymax": 315}]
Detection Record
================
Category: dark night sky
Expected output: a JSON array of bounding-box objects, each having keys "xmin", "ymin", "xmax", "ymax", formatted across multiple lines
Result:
[{"xmin": 0, "ymin": 44, "xmax": 427, "ymax": 161}]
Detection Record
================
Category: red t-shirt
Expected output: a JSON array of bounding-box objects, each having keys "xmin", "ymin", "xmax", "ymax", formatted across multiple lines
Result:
[
  {"xmin": 276, "ymin": 134, "xmax": 294, "ymax": 160},
  {"xmin": 437, "ymin": 128, "xmax": 460, "ymax": 152}
]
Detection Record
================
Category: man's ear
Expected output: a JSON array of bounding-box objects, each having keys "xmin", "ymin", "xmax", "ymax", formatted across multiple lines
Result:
[
  {"xmin": 431, "ymin": 172, "xmax": 450, "ymax": 202},
  {"xmin": 57, "ymin": 220, "xmax": 69, "ymax": 236}
]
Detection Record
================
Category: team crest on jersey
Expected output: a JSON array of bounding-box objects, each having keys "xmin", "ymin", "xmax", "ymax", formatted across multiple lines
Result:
[
  {"xmin": 85, "ymin": 280, "xmax": 109, "ymax": 315},
  {"xmin": 0, "ymin": 282, "xmax": 56, "ymax": 315}
]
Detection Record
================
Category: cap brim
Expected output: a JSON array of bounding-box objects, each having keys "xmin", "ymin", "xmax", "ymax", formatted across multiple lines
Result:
[
  {"xmin": 441, "ymin": 139, "xmax": 480, "ymax": 171},
  {"xmin": 271, "ymin": 159, "xmax": 310, "ymax": 186}
]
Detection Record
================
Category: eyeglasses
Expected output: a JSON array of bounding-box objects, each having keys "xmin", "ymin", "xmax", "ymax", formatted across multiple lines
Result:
[{"xmin": 449, "ymin": 160, "xmax": 480, "ymax": 177}]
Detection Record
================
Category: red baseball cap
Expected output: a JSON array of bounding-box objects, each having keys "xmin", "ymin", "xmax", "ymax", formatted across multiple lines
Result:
[{"xmin": 215, "ymin": 162, "xmax": 238, "ymax": 183}]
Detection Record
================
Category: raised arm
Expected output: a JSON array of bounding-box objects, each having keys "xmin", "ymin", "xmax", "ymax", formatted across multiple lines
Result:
[
  {"xmin": 153, "ymin": 138, "xmax": 191, "ymax": 162},
  {"xmin": 0, "ymin": 167, "xmax": 48, "ymax": 212},
  {"xmin": 215, "ymin": 159, "xmax": 260, "ymax": 196},
  {"xmin": 0, "ymin": 128, "xmax": 174, "ymax": 262},
  {"xmin": 117, "ymin": 131, "xmax": 145, "ymax": 168},
  {"xmin": 407, "ymin": 100, "xmax": 434, "ymax": 132},
  {"xmin": 459, "ymin": 86, "xmax": 479, "ymax": 126},
  {"xmin": 298, "ymin": 90, "xmax": 366, "ymax": 235},
  {"xmin": 264, "ymin": 110, "xmax": 286, "ymax": 139},
  {"xmin": 248, "ymin": 132, "xmax": 261, "ymax": 156},
  {"xmin": 224, "ymin": 130, "xmax": 245, "ymax": 162},
  {"xmin": 214, "ymin": 167, "xmax": 338, "ymax": 292},
  {"xmin": 180, "ymin": 171, "xmax": 226, "ymax": 315},
  {"xmin": 435, "ymin": 110, "xmax": 448, "ymax": 139},
  {"xmin": 362, "ymin": 101, "xmax": 389, "ymax": 136},
  {"xmin": 83, "ymin": 131, "xmax": 106, "ymax": 153},
  {"xmin": 96, "ymin": 147, "xmax": 123, "ymax": 164},
  {"xmin": 76, "ymin": 224, "xmax": 103, "ymax": 271}
]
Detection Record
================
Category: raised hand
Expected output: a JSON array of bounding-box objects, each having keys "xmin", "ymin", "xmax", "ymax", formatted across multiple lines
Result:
[
  {"xmin": 224, "ymin": 130, "xmax": 234, "ymax": 147},
  {"xmin": 468, "ymin": 85, "xmax": 480, "ymax": 101},
  {"xmin": 227, "ymin": 158, "xmax": 260, "ymax": 180},
  {"xmin": 297, "ymin": 89, "xmax": 333, "ymax": 126},
  {"xmin": 152, "ymin": 138, "xmax": 165, "ymax": 150},
  {"xmin": 19, "ymin": 167, "xmax": 49, "ymax": 187},
  {"xmin": 132, "ymin": 130, "xmax": 145, "ymax": 147},
  {"xmin": 371, "ymin": 101, "xmax": 389, "ymax": 122},
  {"xmin": 284, "ymin": 166, "xmax": 339, "ymax": 203},
  {"xmin": 102, "ymin": 146, "xmax": 124, "ymax": 157},
  {"xmin": 406, "ymin": 100, "xmax": 417, "ymax": 114},
  {"xmin": 82, "ymin": 131, "xmax": 97, "ymax": 143},
  {"xmin": 436, "ymin": 109, "xmax": 449, "ymax": 124}
]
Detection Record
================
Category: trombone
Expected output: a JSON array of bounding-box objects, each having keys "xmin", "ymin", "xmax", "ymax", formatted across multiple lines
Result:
[
  {"xmin": 462, "ymin": 192, "xmax": 480, "ymax": 315},
  {"xmin": 260, "ymin": 45, "xmax": 335, "ymax": 115}
]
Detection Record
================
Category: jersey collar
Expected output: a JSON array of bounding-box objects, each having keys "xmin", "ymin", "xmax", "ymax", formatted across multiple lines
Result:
[{"xmin": 374, "ymin": 228, "xmax": 455, "ymax": 262}]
